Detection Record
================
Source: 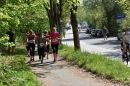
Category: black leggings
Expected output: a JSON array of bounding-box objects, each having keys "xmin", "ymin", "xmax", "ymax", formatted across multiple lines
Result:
[
  {"xmin": 46, "ymin": 45, "xmax": 50, "ymax": 53},
  {"xmin": 28, "ymin": 43, "xmax": 35, "ymax": 56},
  {"xmin": 51, "ymin": 44, "xmax": 59, "ymax": 54},
  {"xmin": 38, "ymin": 47, "xmax": 45, "ymax": 59}
]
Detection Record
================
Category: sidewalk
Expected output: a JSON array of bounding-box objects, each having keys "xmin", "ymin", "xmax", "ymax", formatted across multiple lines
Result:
[{"xmin": 25, "ymin": 53, "xmax": 121, "ymax": 86}]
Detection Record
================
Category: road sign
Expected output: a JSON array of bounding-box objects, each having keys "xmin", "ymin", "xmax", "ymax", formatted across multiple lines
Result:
[{"xmin": 117, "ymin": 14, "xmax": 126, "ymax": 19}]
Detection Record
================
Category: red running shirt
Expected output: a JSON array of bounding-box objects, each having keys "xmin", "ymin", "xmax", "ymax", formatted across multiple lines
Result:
[
  {"xmin": 50, "ymin": 32, "xmax": 60, "ymax": 44},
  {"xmin": 45, "ymin": 35, "xmax": 50, "ymax": 45}
]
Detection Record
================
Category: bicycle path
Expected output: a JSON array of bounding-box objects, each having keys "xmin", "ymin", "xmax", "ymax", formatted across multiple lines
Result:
[{"xmin": 25, "ymin": 53, "xmax": 122, "ymax": 86}]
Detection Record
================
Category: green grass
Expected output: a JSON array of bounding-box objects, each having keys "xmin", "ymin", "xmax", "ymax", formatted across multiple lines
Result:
[
  {"xmin": 59, "ymin": 44, "xmax": 130, "ymax": 85},
  {"xmin": 0, "ymin": 45, "xmax": 41, "ymax": 86}
]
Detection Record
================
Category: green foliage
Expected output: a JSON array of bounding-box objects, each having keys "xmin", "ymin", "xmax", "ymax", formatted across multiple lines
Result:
[
  {"xmin": 82, "ymin": 0, "xmax": 105, "ymax": 28},
  {"xmin": 0, "ymin": 0, "xmax": 49, "ymax": 52},
  {"xmin": 0, "ymin": 46, "xmax": 41, "ymax": 86},
  {"xmin": 59, "ymin": 44, "xmax": 130, "ymax": 85}
]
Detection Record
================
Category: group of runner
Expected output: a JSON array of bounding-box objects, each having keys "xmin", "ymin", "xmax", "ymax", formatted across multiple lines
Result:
[{"xmin": 25, "ymin": 27, "xmax": 60, "ymax": 63}]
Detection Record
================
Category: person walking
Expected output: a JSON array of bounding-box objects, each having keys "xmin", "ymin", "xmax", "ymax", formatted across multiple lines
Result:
[
  {"xmin": 36, "ymin": 30, "xmax": 46, "ymax": 63},
  {"xmin": 25, "ymin": 30, "xmax": 36, "ymax": 62},
  {"xmin": 102, "ymin": 26, "xmax": 108, "ymax": 40},
  {"xmin": 50, "ymin": 27, "xmax": 60, "ymax": 62},
  {"xmin": 44, "ymin": 30, "xmax": 51, "ymax": 59},
  {"xmin": 6, "ymin": 29, "xmax": 16, "ymax": 55}
]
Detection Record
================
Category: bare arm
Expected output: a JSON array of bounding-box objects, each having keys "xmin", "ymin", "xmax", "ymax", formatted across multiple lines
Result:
[
  {"xmin": 24, "ymin": 35, "xmax": 28, "ymax": 43},
  {"xmin": 35, "ymin": 36, "xmax": 38, "ymax": 44},
  {"xmin": 34, "ymin": 34, "xmax": 36, "ymax": 41},
  {"xmin": 44, "ymin": 37, "xmax": 47, "ymax": 46},
  {"xmin": 122, "ymin": 37, "xmax": 126, "ymax": 46}
]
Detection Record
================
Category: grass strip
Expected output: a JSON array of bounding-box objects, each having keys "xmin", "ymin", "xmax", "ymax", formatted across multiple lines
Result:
[
  {"xmin": 59, "ymin": 44, "xmax": 130, "ymax": 85},
  {"xmin": 0, "ymin": 45, "xmax": 41, "ymax": 86}
]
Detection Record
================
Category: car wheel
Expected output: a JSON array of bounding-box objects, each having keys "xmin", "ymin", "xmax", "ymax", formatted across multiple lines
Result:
[{"xmin": 117, "ymin": 37, "xmax": 120, "ymax": 40}]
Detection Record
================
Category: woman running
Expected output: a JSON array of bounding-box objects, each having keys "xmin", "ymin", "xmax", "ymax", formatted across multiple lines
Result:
[
  {"xmin": 25, "ymin": 30, "xmax": 36, "ymax": 62},
  {"xmin": 50, "ymin": 27, "xmax": 60, "ymax": 62},
  {"xmin": 36, "ymin": 30, "xmax": 46, "ymax": 63},
  {"xmin": 44, "ymin": 30, "xmax": 51, "ymax": 59}
]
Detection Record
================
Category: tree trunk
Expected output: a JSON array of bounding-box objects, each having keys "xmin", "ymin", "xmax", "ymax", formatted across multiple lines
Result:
[
  {"xmin": 71, "ymin": 3, "xmax": 81, "ymax": 51},
  {"xmin": 0, "ymin": 0, "xmax": 6, "ymax": 7},
  {"xmin": 44, "ymin": 0, "xmax": 63, "ymax": 38}
]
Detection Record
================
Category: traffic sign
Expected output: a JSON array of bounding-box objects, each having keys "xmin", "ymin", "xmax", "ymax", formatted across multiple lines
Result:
[{"xmin": 117, "ymin": 14, "xmax": 126, "ymax": 19}]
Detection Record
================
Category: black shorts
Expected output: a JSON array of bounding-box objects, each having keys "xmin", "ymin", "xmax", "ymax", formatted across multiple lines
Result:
[
  {"xmin": 46, "ymin": 45, "xmax": 50, "ymax": 52},
  {"xmin": 121, "ymin": 42, "xmax": 129, "ymax": 49},
  {"xmin": 8, "ymin": 42, "xmax": 15, "ymax": 47}
]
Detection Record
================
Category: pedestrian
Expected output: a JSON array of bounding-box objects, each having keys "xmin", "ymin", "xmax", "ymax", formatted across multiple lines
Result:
[
  {"xmin": 44, "ymin": 30, "xmax": 51, "ymax": 59},
  {"xmin": 6, "ymin": 28, "xmax": 16, "ymax": 55},
  {"xmin": 25, "ymin": 29, "xmax": 36, "ymax": 62},
  {"xmin": 50, "ymin": 27, "xmax": 60, "ymax": 62},
  {"xmin": 102, "ymin": 26, "xmax": 108, "ymax": 40},
  {"xmin": 36, "ymin": 30, "xmax": 46, "ymax": 63}
]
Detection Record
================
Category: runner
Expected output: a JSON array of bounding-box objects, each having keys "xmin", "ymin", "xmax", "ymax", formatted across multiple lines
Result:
[
  {"xmin": 6, "ymin": 28, "xmax": 16, "ymax": 55},
  {"xmin": 36, "ymin": 30, "xmax": 46, "ymax": 63},
  {"xmin": 25, "ymin": 30, "xmax": 36, "ymax": 62},
  {"xmin": 50, "ymin": 27, "xmax": 60, "ymax": 62},
  {"xmin": 44, "ymin": 30, "xmax": 51, "ymax": 59}
]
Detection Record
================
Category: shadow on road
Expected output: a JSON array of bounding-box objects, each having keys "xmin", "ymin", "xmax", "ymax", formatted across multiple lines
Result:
[
  {"xmin": 91, "ymin": 40, "xmax": 120, "ymax": 45},
  {"xmin": 26, "ymin": 57, "xmax": 66, "ymax": 69},
  {"xmin": 103, "ymin": 51, "xmax": 122, "ymax": 60},
  {"xmin": 26, "ymin": 57, "xmax": 67, "ymax": 79}
]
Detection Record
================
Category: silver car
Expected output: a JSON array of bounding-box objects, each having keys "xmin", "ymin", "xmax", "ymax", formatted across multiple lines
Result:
[{"xmin": 117, "ymin": 32, "xmax": 130, "ymax": 40}]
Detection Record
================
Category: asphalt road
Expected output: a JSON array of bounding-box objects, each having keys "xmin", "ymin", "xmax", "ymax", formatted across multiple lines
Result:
[{"xmin": 62, "ymin": 29, "xmax": 122, "ymax": 61}]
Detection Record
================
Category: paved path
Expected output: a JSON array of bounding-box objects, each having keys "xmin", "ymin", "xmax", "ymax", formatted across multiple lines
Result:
[{"xmin": 26, "ymin": 53, "xmax": 122, "ymax": 86}]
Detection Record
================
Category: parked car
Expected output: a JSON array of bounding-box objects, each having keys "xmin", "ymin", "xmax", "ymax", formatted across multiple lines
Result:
[
  {"xmin": 78, "ymin": 23, "xmax": 81, "ymax": 29},
  {"xmin": 94, "ymin": 29, "xmax": 100, "ymax": 37},
  {"xmin": 96, "ymin": 29, "xmax": 110, "ymax": 38},
  {"xmin": 117, "ymin": 31, "xmax": 129, "ymax": 40},
  {"xmin": 91, "ymin": 29, "xmax": 96, "ymax": 36},
  {"xmin": 86, "ymin": 28, "xmax": 92, "ymax": 34},
  {"xmin": 97, "ymin": 29, "xmax": 103, "ymax": 37},
  {"xmin": 117, "ymin": 28, "xmax": 130, "ymax": 40},
  {"xmin": 81, "ymin": 22, "xmax": 88, "ymax": 29},
  {"xmin": 89, "ymin": 29, "xmax": 93, "ymax": 34},
  {"xmin": 117, "ymin": 32, "xmax": 124, "ymax": 40}
]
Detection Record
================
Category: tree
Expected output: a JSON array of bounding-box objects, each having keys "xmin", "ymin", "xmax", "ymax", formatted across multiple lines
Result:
[
  {"xmin": 101, "ymin": 0, "xmax": 123, "ymax": 35},
  {"xmin": 83, "ymin": 0, "xmax": 105, "ymax": 29},
  {"xmin": 0, "ymin": 0, "xmax": 49, "ymax": 50},
  {"xmin": 83, "ymin": 0, "xmax": 124, "ymax": 35},
  {"xmin": 70, "ymin": 0, "xmax": 81, "ymax": 50}
]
